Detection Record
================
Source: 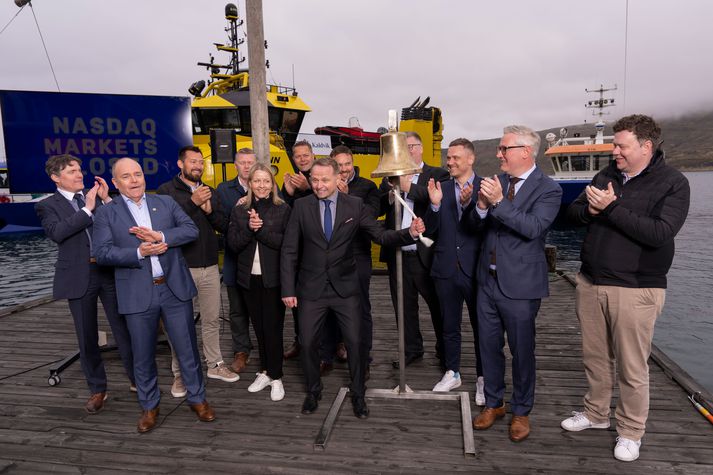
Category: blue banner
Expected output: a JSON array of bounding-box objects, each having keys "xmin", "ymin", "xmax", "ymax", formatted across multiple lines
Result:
[{"xmin": 0, "ymin": 90, "xmax": 192, "ymax": 193}]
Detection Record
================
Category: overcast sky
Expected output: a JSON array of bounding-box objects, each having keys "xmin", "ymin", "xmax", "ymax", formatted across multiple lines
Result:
[{"xmin": 1, "ymin": 0, "xmax": 712, "ymax": 145}]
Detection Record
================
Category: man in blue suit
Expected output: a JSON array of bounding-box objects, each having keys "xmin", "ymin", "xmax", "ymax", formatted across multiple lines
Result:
[
  {"xmin": 35, "ymin": 154, "xmax": 134, "ymax": 414},
  {"xmin": 94, "ymin": 157, "xmax": 216, "ymax": 433},
  {"xmin": 424, "ymin": 138, "xmax": 484, "ymax": 404},
  {"xmin": 471, "ymin": 126, "xmax": 562, "ymax": 442}
]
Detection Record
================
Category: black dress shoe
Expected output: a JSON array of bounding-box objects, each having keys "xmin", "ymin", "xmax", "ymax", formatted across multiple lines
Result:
[
  {"xmin": 352, "ymin": 395, "xmax": 369, "ymax": 419},
  {"xmin": 301, "ymin": 392, "xmax": 321, "ymax": 414},
  {"xmin": 391, "ymin": 353, "xmax": 424, "ymax": 369}
]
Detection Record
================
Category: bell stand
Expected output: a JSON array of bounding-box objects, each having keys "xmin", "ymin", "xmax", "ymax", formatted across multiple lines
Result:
[{"xmin": 314, "ymin": 179, "xmax": 476, "ymax": 456}]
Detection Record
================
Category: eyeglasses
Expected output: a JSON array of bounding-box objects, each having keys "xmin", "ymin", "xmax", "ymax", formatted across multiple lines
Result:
[
  {"xmin": 407, "ymin": 143, "xmax": 422, "ymax": 150},
  {"xmin": 497, "ymin": 145, "xmax": 527, "ymax": 154}
]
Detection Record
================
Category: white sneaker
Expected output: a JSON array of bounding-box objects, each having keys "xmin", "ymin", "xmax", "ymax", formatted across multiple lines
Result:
[
  {"xmin": 560, "ymin": 411, "xmax": 610, "ymax": 431},
  {"xmin": 270, "ymin": 379, "xmax": 285, "ymax": 401},
  {"xmin": 475, "ymin": 376, "xmax": 485, "ymax": 406},
  {"xmin": 248, "ymin": 372, "xmax": 272, "ymax": 393},
  {"xmin": 432, "ymin": 370, "xmax": 462, "ymax": 392},
  {"xmin": 614, "ymin": 436, "xmax": 641, "ymax": 462},
  {"xmin": 207, "ymin": 362, "xmax": 240, "ymax": 382},
  {"xmin": 171, "ymin": 375, "xmax": 187, "ymax": 398}
]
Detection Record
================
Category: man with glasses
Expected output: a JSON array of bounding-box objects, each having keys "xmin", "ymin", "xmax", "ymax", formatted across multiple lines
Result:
[
  {"xmin": 379, "ymin": 131, "xmax": 449, "ymax": 369},
  {"xmin": 561, "ymin": 115, "xmax": 690, "ymax": 461},
  {"xmin": 471, "ymin": 125, "xmax": 561, "ymax": 443}
]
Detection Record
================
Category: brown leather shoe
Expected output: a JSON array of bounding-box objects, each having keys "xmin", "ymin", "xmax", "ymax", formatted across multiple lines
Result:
[
  {"xmin": 335, "ymin": 342, "xmax": 348, "ymax": 363},
  {"xmin": 283, "ymin": 340, "xmax": 301, "ymax": 359},
  {"xmin": 137, "ymin": 407, "xmax": 160, "ymax": 433},
  {"xmin": 319, "ymin": 361, "xmax": 334, "ymax": 376},
  {"xmin": 231, "ymin": 352, "xmax": 250, "ymax": 373},
  {"xmin": 509, "ymin": 415, "xmax": 530, "ymax": 442},
  {"xmin": 85, "ymin": 392, "xmax": 108, "ymax": 414},
  {"xmin": 190, "ymin": 401, "xmax": 216, "ymax": 422},
  {"xmin": 473, "ymin": 405, "xmax": 506, "ymax": 430}
]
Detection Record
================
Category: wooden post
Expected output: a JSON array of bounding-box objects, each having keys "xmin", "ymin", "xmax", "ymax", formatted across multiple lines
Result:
[{"xmin": 245, "ymin": 0, "xmax": 270, "ymax": 164}]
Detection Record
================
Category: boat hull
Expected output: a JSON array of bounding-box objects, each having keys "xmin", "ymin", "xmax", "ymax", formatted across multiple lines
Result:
[{"xmin": 0, "ymin": 202, "xmax": 43, "ymax": 234}]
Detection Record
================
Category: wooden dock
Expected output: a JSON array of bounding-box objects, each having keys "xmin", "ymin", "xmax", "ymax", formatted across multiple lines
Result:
[{"xmin": 1, "ymin": 274, "xmax": 712, "ymax": 474}]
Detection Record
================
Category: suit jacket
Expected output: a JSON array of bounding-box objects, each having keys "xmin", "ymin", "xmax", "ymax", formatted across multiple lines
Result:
[
  {"xmin": 35, "ymin": 191, "xmax": 96, "ymax": 299},
  {"xmin": 347, "ymin": 167, "xmax": 380, "ymax": 256},
  {"xmin": 227, "ymin": 198, "xmax": 291, "ymax": 289},
  {"xmin": 93, "ymin": 193, "xmax": 199, "ymax": 314},
  {"xmin": 281, "ymin": 192, "xmax": 415, "ymax": 300},
  {"xmin": 424, "ymin": 177, "xmax": 483, "ymax": 279},
  {"xmin": 378, "ymin": 163, "xmax": 449, "ymax": 267},
  {"xmin": 216, "ymin": 177, "xmax": 248, "ymax": 286},
  {"xmin": 472, "ymin": 167, "xmax": 562, "ymax": 299}
]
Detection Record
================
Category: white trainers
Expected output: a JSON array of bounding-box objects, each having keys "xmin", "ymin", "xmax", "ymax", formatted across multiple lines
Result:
[
  {"xmin": 475, "ymin": 376, "xmax": 485, "ymax": 406},
  {"xmin": 171, "ymin": 375, "xmax": 187, "ymax": 398},
  {"xmin": 560, "ymin": 411, "xmax": 610, "ymax": 431},
  {"xmin": 614, "ymin": 436, "xmax": 641, "ymax": 462},
  {"xmin": 270, "ymin": 379, "xmax": 285, "ymax": 401},
  {"xmin": 248, "ymin": 372, "xmax": 272, "ymax": 393},
  {"xmin": 433, "ymin": 370, "xmax": 462, "ymax": 392},
  {"xmin": 207, "ymin": 362, "xmax": 240, "ymax": 382}
]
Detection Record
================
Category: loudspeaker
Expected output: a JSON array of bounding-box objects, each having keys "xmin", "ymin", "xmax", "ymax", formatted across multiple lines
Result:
[{"xmin": 210, "ymin": 129, "xmax": 236, "ymax": 164}]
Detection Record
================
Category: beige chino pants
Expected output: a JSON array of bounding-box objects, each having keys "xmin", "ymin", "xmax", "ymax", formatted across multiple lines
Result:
[{"xmin": 575, "ymin": 273, "xmax": 665, "ymax": 441}]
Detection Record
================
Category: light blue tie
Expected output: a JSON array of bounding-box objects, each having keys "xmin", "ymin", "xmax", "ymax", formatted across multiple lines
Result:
[{"xmin": 323, "ymin": 199, "xmax": 332, "ymax": 241}]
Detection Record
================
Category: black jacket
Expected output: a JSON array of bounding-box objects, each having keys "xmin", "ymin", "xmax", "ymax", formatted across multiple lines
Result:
[
  {"xmin": 215, "ymin": 177, "xmax": 248, "ymax": 287},
  {"xmin": 347, "ymin": 167, "xmax": 380, "ymax": 255},
  {"xmin": 567, "ymin": 149, "xmax": 690, "ymax": 288},
  {"xmin": 156, "ymin": 175, "xmax": 227, "ymax": 268},
  {"xmin": 227, "ymin": 196, "xmax": 290, "ymax": 289},
  {"xmin": 281, "ymin": 169, "xmax": 312, "ymax": 207}
]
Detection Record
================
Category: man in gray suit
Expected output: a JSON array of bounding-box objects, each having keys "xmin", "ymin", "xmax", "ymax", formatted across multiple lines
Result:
[
  {"xmin": 471, "ymin": 126, "xmax": 562, "ymax": 442},
  {"xmin": 94, "ymin": 157, "xmax": 216, "ymax": 433}
]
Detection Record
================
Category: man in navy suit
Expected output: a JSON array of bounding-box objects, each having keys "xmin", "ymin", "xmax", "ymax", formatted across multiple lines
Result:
[
  {"xmin": 216, "ymin": 147, "xmax": 256, "ymax": 373},
  {"xmin": 424, "ymin": 138, "xmax": 484, "ymax": 403},
  {"xmin": 35, "ymin": 154, "xmax": 134, "ymax": 414},
  {"xmin": 281, "ymin": 158, "xmax": 425, "ymax": 419},
  {"xmin": 93, "ymin": 158, "xmax": 216, "ymax": 433},
  {"xmin": 471, "ymin": 126, "xmax": 562, "ymax": 442}
]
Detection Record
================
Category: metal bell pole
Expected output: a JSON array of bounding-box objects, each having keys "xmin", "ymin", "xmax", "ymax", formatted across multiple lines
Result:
[{"xmin": 314, "ymin": 110, "xmax": 475, "ymax": 456}]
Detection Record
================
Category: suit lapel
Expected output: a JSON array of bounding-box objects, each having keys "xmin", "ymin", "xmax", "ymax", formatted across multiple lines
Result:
[
  {"xmin": 114, "ymin": 195, "xmax": 139, "ymax": 228},
  {"xmin": 53, "ymin": 191, "xmax": 77, "ymax": 217},
  {"xmin": 307, "ymin": 196, "xmax": 327, "ymax": 243},
  {"xmin": 513, "ymin": 168, "xmax": 542, "ymax": 206},
  {"xmin": 331, "ymin": 193, "xmax": 349, "ymax": 239}
]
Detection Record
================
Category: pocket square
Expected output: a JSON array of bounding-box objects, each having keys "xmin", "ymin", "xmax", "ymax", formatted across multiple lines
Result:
[{"xmin": 344, "ymin": 218, "xmax": 354, "ymax": 224}]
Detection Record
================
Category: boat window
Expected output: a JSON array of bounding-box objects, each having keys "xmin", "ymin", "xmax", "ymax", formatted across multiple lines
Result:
[
  {"xmin": 550, "ymin": 157, "xmax": 561, "ymax": 173},
  {"xmin": 571, "ymin": 155, "xmax": 588, "ymax": 171},
  {"xmin": 595, "ymin": 154, "xmax": 614, "ymax": 171},
  {"xmin": 193, "ymin": 108, "xmax": 241, "ymax": 135},
  {"xmin": 268, "ymin": 108, "xmax": 283, "ymax": 132}
]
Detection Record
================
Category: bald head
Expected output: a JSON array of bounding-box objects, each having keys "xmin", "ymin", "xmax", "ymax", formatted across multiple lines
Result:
[{"xmin": 111, "ymin": 158, "xmax": 145, "ymax": 203}]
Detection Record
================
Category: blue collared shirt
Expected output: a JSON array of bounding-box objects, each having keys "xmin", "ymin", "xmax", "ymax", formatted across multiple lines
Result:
[{"xmin": 122, "ymin": 194, "xmax": 165, "ymax": 278}]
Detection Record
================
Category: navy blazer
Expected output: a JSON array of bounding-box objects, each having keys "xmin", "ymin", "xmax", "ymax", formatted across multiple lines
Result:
[
  {"xmin": 35, "ymin": 191, "xmax": 95, "ymax": 299},
  {"xmin": 281, "ymin": 192, "xmax": 414, "ymax": 300},
  {"xmin": 424, "ymin": 177, "xmax": 483, "ymax": 279},
  {"xmin": 472, "ymin": 168, "xmax": 562, "ymax": 299},
  {"xmin": 93, "ymin": 193, "xmax": 199, "ymax": 314},
  {"xmin": 216, "ymin": 178, "xmax": 247, "ymax": 287}
]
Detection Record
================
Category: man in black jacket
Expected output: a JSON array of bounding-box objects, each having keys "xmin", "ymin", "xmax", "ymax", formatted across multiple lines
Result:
[
  {"xmin": 157, "ymin": 146, "xmax": 239, "ymax": 398},
  {"xmin": 320, "ymin": 146, "xmax": 380, "ymax": 375},
  {"xmin": 216, "ymin": 148, "xmax": 256, "ymax": 374},
  {"xmin": 561, "ymin": 115, "xmax": 690, "ymax": 462},
  {"xmin": 280, "ymin": 140, "xmax": 317, "ymax": 359},
  {"xmin": 379, "ymin": 132, "xmax": 449, "ymax": 369}
]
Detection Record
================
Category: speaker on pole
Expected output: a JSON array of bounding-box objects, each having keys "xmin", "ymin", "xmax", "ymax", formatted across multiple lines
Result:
[{"xmin": 210, "ymin": 129, "xmax": 237, "ymax": 164}]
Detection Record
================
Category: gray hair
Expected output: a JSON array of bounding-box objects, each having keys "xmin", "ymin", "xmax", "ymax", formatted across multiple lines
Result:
[{"xmin": 503, "ymin": 125, "xmax": 541, "ymax": 159}]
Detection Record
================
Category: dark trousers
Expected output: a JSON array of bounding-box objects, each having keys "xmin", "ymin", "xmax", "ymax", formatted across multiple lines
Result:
[
  {"xmin": 67, "ymin": 263, "xmax": 134, "ymax": 394},
  {"xmin": 226, "ymin": 285, "xmax": 253, "ymax": 354},
  {"xmin": 241, "ymin": 276, "xmax": 285, "ymax": 380},
  {"xmin": 434, "ymin": 270, "xmax": 481, "ymax": 375},
  {"xmin": 125, "ymin": 283, "xmax": 206, "ymax": 410},
  {"xmin": 299, "ymin": 283, "xmax": 365, "ymax": 397},
  {"xmin": 320, "ymin": 254, "xmax": 373, "ymax": 364},
  {"xmin": 477, "ymin": 272, "xmax": 540, "ymax": 416},
  {"xmin": 388, "ymin": 252, "xmax": 443, "ymax": 358}
]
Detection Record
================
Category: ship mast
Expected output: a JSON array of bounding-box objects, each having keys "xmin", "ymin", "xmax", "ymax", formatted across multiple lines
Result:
[{"xmin": 585, "ymin": 84, "xmax": 617, "ymax": 144}]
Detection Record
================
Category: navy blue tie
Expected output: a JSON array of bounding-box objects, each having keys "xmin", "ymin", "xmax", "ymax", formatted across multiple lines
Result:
[
  {"xmin": 74, "ymin": 193, "xmax": 93, "ymax": 252},
  {"xmin": 322, "ymin": 199, "xmax": 333, "ymax": 241}
]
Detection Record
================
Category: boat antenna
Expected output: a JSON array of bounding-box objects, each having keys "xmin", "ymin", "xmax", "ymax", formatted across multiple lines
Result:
[
  {"xmin": 28, "ymin": 1, "xmax": 61, "ymax": 92},
  {"xmin": 291, "ymin": 64, "xmax": 295, "ymax": 93},
  {"xmin": 585, "ymin": 84, "xmax": 617, "ymax": 121},
  {"xmin": 622, "ymin": 0, "xmax": 629, "ymax": 115}
]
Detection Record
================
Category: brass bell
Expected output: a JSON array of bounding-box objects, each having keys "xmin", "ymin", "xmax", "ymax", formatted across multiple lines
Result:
[{"xmin": 371, "ymin": 129, "xmax": 421, "ymax": 178}]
